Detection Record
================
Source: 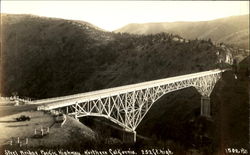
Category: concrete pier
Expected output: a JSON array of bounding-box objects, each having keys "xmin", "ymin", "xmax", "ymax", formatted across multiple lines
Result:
[
  {"xmin": 201, "ymin": 96, "xmax": 211, "ymax": 117},
  {"xmin": 122, "ymin": 130, "xmax": 136, "ymax": 143}
]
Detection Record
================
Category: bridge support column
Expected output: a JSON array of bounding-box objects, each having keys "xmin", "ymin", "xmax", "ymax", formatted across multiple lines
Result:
[
  {"xmin": 133, "ymin": 131, "xmax": 136, "ymax": 143},
  {"xmin": 200, "ymin": 96, "xmax": 211, "ymax": 117},
  {"xmin": 122, "ymin": 130, "xmax": 136, "ymax": 143},
  {"xmin": 74, "ymin": 115, "xmax": 79, "ymax": 121},
  {"xmin": 66, "ymin": 107, "xmax": 68, "ymax": 114}
]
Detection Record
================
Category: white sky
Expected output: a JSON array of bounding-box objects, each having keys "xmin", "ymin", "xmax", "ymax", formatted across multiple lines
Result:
[{"xmin": 1, "ymin": 1, "xmax": 249, "ymax": 31}]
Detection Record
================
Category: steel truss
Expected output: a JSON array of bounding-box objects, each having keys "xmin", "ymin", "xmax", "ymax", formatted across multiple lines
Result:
[{"xmin": 53, "ymin": 72, "xmax": 222, "ymax": 133}]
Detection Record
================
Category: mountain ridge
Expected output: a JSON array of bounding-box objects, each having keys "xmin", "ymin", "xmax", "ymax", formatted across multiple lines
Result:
[
  {"xmin": 0, "ymin": 14, "xmax": 235, "ymax": 99},
  {"xmin": 115, "ymin": 14, "xmax": 249, "ymax": 49},
  {"xmin": 0, "ymin": 14, "xmax": 248, "ymax": 153}
]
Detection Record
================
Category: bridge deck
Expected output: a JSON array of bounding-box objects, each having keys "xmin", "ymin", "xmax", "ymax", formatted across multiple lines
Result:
[{"xmin": 35, "ymin": 69, "xmax": 225, "ymax": 110}]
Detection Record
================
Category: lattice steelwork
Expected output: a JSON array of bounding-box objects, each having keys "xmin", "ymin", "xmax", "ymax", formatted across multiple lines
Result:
[{"xmin": 38, "ymin": 69, "xmax": 224, "ymax": 134}]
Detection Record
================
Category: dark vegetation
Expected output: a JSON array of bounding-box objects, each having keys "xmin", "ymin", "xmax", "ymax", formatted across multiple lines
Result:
[
  {"xmin": 1, "ymin": 14, "xmax": 228, "ymax": 99},
  {"xmin": 15, "ymin": 115, "xmax": 30, "ymax": 121},
  {"xmin": 138, "ymin": 63, "xmax": 249, "ymax": 153},
  {"xmin": 0, "ymin": 14, "xmax": 248, "ymax": 153}
]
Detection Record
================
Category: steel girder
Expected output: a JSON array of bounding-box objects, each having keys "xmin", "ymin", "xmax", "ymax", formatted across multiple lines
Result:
[{"xmin": 53, "ymin": 72, "xmax": 222, "ymax": 132}]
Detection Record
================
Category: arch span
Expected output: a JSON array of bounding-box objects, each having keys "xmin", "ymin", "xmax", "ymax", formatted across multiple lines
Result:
[{"xmin": 36, "ymin": 69, "xmax": 226, "ymax": 142}]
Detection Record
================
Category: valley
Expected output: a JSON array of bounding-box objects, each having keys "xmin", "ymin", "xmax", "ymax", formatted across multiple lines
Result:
[{"xmin": 0, "ymin": 14, "xmax": 249, "ymax": 154}]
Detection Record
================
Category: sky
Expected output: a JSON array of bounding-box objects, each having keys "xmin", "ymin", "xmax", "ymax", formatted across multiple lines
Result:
[{"xmin": 1, "ymin": 1, "xmax": 249, "ymax": 31}]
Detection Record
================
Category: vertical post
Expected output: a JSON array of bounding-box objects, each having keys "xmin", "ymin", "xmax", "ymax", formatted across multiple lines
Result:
[
  {"xmin": 15, "ymin": 100, "xmax": 19, "ymax": 106},
  {"xmin": 17, "ymin": 137, "xmax": 20, "ymax": 144},
  {"xmin": 66, "ymin": 107, "xmax": 69, "ymax": 114},
  {"xmin": 125, "ymin": 93, "xmax": 128, "ymax": 126},
  {"xmin": 133, "ymin": 130, "xmax": 136, "ymax": 143},
  {"xmin": 75, "ymin": 115, "xmax": 79, "ymax": 121},
  {"xmin": 201, "ymin": 96, "xmax": 211, "ymax": 117},
  {"xmin": 41, "ymin": 127, "xmax": 44, "ymax": 136},
  {"xmin": 75, "ymin": 104, "xmax": 78, "ymax": 121},
  {"xmin": 132, "ymin": 91, "xmax": 135, "ymax": 127}
]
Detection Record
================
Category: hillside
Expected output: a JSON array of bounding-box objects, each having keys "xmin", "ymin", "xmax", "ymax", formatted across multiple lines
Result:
[
  {"xmin": 0, "ymin": 111, "xmax": 96, "ymax": 149},
  {"xmin": 0, "ymin": 14, "xmax": 233, "ymax": 99},
  {"xmin": 115, "ymin": 15, "xmax": 249, "ymax": 49},
  {"xmin": 137, "ymin": 58, "xmax": 249, "ymax": 153},
  {"xmin": 0, "ymin": 14, "xmax": 248, "ymax": 153}
]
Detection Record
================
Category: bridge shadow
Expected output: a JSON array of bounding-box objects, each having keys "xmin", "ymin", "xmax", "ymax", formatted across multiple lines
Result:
[
  {"xmin": 237, "ymin": 55, "xmax": 249, "ymax": 80},
  {"xmin": 5, "ymin": 124, "xmax": 29, "ymax": 127},
  {"xmin": 79, "ymin": 116, "xmax": 125, "ymax": 143},
  {"xmin": 210, "ymin": 56, "xmax": 249, "ymax": 150},
  {"xmin": 0, "ymin": 120, "xmax": 17, "ymax": 123}
]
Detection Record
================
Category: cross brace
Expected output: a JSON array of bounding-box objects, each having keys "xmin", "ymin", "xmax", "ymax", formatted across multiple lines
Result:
[{"xmin": 52, "ymin": 72, "xmax": 222, "ymax": 132}]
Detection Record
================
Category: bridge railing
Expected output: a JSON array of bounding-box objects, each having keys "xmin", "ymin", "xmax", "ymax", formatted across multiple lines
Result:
[
  {"xmin": 35, "ymin": 69, "xmax": 227, "ymax": 110},
  {"xmin": 32, "ymin": 69, "xmax": 224, "ymax": 105}
]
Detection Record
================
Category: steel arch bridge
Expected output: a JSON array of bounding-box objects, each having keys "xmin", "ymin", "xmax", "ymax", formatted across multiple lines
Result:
[{"xmin": 35, "ymin": 69, "xmax": 226, "ymax": 142}]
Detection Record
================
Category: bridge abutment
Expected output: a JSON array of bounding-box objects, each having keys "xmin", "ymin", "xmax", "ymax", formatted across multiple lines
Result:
[
  {"xmin": 200, "ymin": 96, "xmax": 211, "ymax": 117},
  {"xmin": 122, "ymin": 130, "xmax": 136, "ymax": 143}
]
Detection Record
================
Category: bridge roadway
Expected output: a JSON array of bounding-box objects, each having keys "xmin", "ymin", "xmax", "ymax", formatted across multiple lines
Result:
[{"xmin": 36, "ymin": 69, "xmax": 225, "ymax": 111}]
